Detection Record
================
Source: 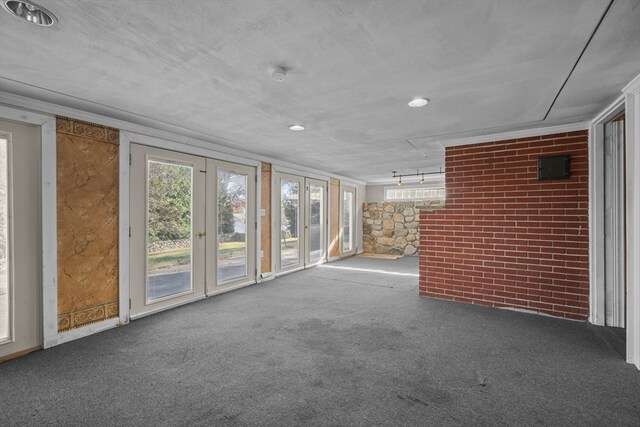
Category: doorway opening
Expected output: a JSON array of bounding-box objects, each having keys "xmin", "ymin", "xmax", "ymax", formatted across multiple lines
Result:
[{"xmin": 591, "ymin": 104, "xmax": 628, "ymax": 358}]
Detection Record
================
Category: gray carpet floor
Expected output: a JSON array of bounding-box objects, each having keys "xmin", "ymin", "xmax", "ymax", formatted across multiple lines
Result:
[{"xmin": 1, "ymin": 256, "xmax": 639, "ymax": 426}]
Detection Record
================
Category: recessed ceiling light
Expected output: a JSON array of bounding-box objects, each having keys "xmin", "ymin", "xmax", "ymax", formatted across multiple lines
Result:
[
  {"xmin": 289, "ymin": 124, "xmax": 305, "ymax": 131},
  {"xmin": 2, "ymin": 0, "xmax": 57, "ymax": 26},
  {"xmin": 408, "ymin": 98, "xmax": 430, "ymax": 108}
]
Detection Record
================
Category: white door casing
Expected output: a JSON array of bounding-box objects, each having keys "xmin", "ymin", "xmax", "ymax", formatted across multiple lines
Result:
[
  {"xmin": 603, "ymin": 119, "xmax": 626, "ymax": 327},
  {"xmin": 623, "ymin": 73, "xmax": 640, "ymax": 369},
  {"xmin": 0, "ymin": 119, "xmax": 42, "ymax": 361}
]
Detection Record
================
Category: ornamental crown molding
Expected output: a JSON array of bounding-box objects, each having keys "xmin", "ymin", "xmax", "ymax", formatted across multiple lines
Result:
[{"xmin": 56, "ymin": 116, "xmax": 119, "ymax": 144}]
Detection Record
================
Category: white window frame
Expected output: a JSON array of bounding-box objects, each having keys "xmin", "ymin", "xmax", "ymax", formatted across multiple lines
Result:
[
  {"xmin": 383, "ymin": 184, "xmax": 446, "ymax": 201},
  {"xmin": 340, "ymin": 184, "xmax": 357, "ymax": 255},
  {"xmin": 0, "ymin": 132, "xmax": 13, "ymax": 345}
]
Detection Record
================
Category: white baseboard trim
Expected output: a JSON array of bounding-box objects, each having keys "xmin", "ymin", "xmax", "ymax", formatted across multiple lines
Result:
[
  {"xmin": 206, "ymin": 281, "xmax": 257, "ymax": 297},
  {"xmin": 260, "ymin": 272, "xmax": 275, "ymax": 282},
  {"xmin": 56, "ymin": 317, "xmax": 120, "ymax": 346}
]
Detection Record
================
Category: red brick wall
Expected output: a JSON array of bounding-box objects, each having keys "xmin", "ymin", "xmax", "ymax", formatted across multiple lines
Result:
[{"xmin": 419, "ymin": 131, "xmax": 589, "ymax": 320}]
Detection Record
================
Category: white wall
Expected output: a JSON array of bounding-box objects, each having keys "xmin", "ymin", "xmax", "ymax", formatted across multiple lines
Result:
[{"xmin": 366, "ymin": 185, "xmax": 385, "ymax": 203}]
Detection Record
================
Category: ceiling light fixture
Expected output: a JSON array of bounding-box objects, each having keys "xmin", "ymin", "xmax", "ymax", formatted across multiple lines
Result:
[
  {"xmin": 392, "ymin": 168, "xmax": 443, "ymax": 186},
  {"xmin": 408, "ymin": 97, "xmax": 430, "ymax": 108},
  {"xmin": 2, "ymin": 0, "xmax": 57, "ymax": 26},
  {"xmin": 289, "ymin": 124, "xmax": 305, "ymax": 131}
]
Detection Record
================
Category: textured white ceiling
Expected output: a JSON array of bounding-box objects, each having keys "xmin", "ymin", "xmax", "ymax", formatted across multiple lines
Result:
[{"xmin": 1, "ymin": 0, "xmax": 638, "ymax": 182}]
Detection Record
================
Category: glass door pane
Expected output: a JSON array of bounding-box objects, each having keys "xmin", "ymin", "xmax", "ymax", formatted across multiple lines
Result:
[
  {"xmin": 0, "ymin": 120, "xmax": 41, "ymax": 359},
  {"xmin": 205, "ymin": 159, "xmax": 256, "ymax": 293},
  {"xmin": 280, "ymin": 179, "xmax": 300, "ymax": 268},
  {"xmin": 307, "ymin": 180, "xmax": 325, "ymax": 264},
  {"xmin": 342, "ymin": 189, "xmax": 354, "ymax": 253},
  {"xmin": 217, "ymin": 169, "xmax": 247, "ymax": 283},
  {"xmin": 0, "ymin": 137, "xmax": 8, "ymax": 342},
  {"xmin": 146, "ymin": 160, "xmax": 193, "ymax": 302}
]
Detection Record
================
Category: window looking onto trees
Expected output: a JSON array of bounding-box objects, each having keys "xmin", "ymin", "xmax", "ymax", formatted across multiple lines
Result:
[
  {"xmin": 146, "ymin": 160, "xmax": 193, "ymax": 301},
  {"xmin": 280, "ymin": 180, "xmax": 300, "ymax": 268},
  {"xmin": 217, "ymin": 170, "xmax": 248, "ymax": 283}
]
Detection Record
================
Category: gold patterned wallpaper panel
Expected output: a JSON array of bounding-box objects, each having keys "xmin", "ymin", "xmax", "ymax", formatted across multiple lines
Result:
[{"xmin": 56, "ymin": 117, "xmax": 119, "ymax": 331}]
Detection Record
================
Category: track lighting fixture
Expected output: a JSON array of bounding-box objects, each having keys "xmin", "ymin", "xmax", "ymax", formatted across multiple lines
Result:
[{"xmin": 391, "ymin": 168, "xmax": 443, "ymax": 186}]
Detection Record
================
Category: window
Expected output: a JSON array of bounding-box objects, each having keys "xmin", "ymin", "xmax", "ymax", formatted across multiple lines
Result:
[
  {"xmin": 342, "ymin": 189, "xmax": 354, "ymax": 253},
  {"xmin": 0, "ymin": 136, "xmax": 8, "ymax": 342},
  {"xmin": 280, "ymin": 178, "xmax": 300, "ymax": 268},
  {"xmin": 146, "ymin": 159, "xmax": 194, "ymax": 301},
  {"xmin": 217, "ymin": 169, "xmax": 248, "ymax": 283},
  {"xmin": 341, "ymin": 186, "xmax": 356, "ymax": 254},
  {"xmin": 384, "ymin": 185, "xmax": 445, "ymax": 201}
]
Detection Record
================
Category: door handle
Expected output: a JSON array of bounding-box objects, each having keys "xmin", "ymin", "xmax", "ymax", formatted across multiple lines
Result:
[{"xmin": 198, "ymin": 231, "xmax": 206, "ymax": 238}]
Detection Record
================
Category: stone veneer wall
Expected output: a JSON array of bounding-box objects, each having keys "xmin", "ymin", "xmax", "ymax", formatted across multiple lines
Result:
[{"xmin": 363, "ymin": 201, "xmax": 444, "ymax": 255}]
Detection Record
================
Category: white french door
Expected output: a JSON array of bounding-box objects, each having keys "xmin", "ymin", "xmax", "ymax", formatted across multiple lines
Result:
[
  {"xmin": 205, "ymin": 159, "xmax": 256, "ymax": 293},
  {"xmin": 130, "ymin": 145, "xmax": 206, "ymax": 318},
  {"xmin": 0, "ymin": 120, "xmax": 41, "ymax": 361},
  {"xmin": 276, "ymin": 173, "xmax": 304, "ymax": 273},
  {"xmin": 130, "ymin": 144, "xmax": 256, "ymax": 319},
  {"xmin": 340, "ymin": 185, "xmax": 356, "ymax": 255},
  {"xmin": 305, "ymin": 178, "xmax": 327, "ymax": 266},
  {"xmin": 275, "ymin": 173, "xmax": 327, "ymax": 274}
]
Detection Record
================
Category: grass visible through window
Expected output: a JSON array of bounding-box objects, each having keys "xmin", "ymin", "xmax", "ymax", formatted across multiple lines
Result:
[{"xmin": 148, "ymin": 242, "xmax": 247, "ymax": 270}]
